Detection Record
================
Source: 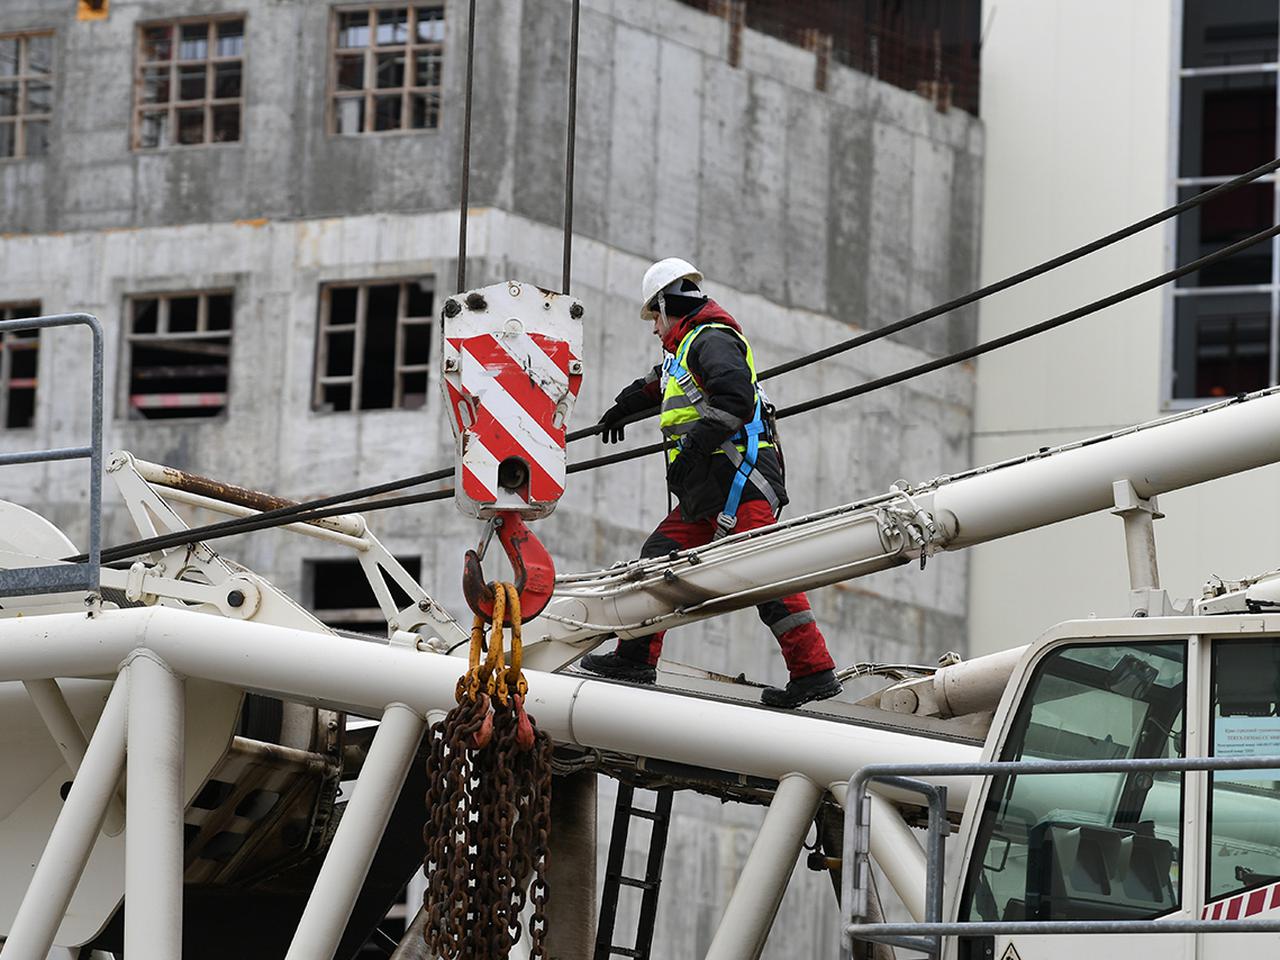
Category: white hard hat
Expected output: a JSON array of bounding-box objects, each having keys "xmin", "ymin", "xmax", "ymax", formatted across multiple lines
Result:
[{"xmin": 640, "ymin": 257, "xmax": 704, "ymax": 320}]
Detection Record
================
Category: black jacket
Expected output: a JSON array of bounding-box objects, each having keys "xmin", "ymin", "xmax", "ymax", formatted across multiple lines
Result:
[{"xmin": 613, "ymin": 306, "xmax": 787, "ymax": 521}]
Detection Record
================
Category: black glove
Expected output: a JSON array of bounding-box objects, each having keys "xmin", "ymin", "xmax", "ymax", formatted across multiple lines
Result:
[{"xmin": 598, "ymin": 402, "xmax": 631, "ymax": 444}]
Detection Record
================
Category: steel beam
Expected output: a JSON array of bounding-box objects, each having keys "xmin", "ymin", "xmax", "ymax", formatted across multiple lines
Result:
[
  {"xmin": 285, "ymin": 702, "xmax": 425, "ymax": 960},
  {"xmin": 543, "ymin": 770, "xmax": 597, "ymax": 959},
  {"xmin": 124, "ymin": 653, "xmax": 185, "ymax": 960},
  {"xmin": 3, "ymin": 675, "xmax": 127, "ymax": 960},
  {"xmin": 23, "ymin": 679, "xmax": 125, "ymax": 835},
  {"xmin": 704, "ymin": 773, "xmax": 823, "ymax": 960}
]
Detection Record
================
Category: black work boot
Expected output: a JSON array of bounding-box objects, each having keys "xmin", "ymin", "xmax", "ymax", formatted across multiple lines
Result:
[
  {"xmin": 761, "ymin": 669, "xmax": 842, "ymax": 708},
  {"xmin": 578, "ymin": 651, "xmax": 657, "ymax": 684}
]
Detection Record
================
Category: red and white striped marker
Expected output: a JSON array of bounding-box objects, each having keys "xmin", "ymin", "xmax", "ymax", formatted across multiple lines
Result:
[{"xmin": 441, "ymin": 281, "xmax": 584, "ymax": 520}]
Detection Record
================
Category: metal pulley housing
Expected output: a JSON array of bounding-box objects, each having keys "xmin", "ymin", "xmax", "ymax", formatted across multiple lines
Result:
[{"xmin": 440, "ymin": 280, "xmax": 584, "ymax": 520}]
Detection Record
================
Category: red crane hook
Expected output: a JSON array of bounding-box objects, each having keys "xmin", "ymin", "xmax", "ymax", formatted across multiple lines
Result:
[{"xmin": 462, "ymin": 512, "xmax": 555, "ymax": 626}]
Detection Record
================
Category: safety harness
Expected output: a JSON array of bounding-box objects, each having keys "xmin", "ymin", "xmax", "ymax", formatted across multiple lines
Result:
[{"xmin": 661, "ymin": 323, "xmax": 780, "ymax": 539}]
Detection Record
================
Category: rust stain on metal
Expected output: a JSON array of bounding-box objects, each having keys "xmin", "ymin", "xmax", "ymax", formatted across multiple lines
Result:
[
  {"xmin": 234, "ymin": 217, "xmax": 270, "ymax": 228},
  {"xmin": 152, "ymin": 465, "xmax": 301, "ymax": 514}
]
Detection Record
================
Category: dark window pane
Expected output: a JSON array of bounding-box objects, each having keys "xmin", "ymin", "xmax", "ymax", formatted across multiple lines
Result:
[
  {"xmin": 10, "ymin": 344, "xmax": 36, "ymax": 379},
  {"xmin": 25, "ymin": 81, "xmax": 51, "ymax": 114},
  {"xmin": 1173, "ymin": 293, "xmax": 1271, "ymax": 399},
  {"xmin": 133, "ymin": 298, "xmax": 160, "ymax": 334},
  {"xmin": 329, "ymin": 286, "xmax": 358, "ymax": 323},
  {"xmin": 334, "ymin": 96, "xmax": 364, "ymax": 134},
  {"xmin": 27, "ymin": 35, "xmax": 53, "ymax": 75},
  {"xmin": 7, "ymin": 305, "xmax": 39, "ymax": 320},
  {"xmin": 169, "ymin": 297, "xmax": 199, "ymax": 332},
  {"xmin": 206, "ymin": 294, "xmax": 232, "ymax": 330},
  {"xmin": 1176, "ymin": 184, "xmax": 1273, "ymax": 286},
  {"xmin": 414, "ymin": 51, "xmax": 441, "ymax": 87},
  {"xmin": 377, "ymin": 9, "xmax": 409, "ymax": 46},
  {"xmin": 325, "ymin": 331, "xmax": 355, "ymax": 377},
  {"xmin": 1179, "ymin": 72, "xmax": 1276, "ymax": 178},
  {"xmin": 1183, "ymin": 0, "xmax": 1279, "ymax": 69},
  {"xmin": 409, "ymin": 91, "xmax": 439, "ymax": 129},
  {"xmin": 0, "ymin": 82, "xmax": 17, "ymax": 117},
  {"xmin": 138, "ymin": 110, "xmax": 168, "ymax": 149},
  {"xmin": 400, "ymin": 371, "xmax": 428, "ymax": 409},
  {"xmin": 212, "ymin": 104, "xmax": 240, "ymax": 142},
  {"xmin": 361, "ymin": 290, "xmax": 398, "ymax": 410},
  {"xmin": 142, "ymin": 66, "xmax": 170, "ymax": 104},
  {"xmin": 23, "ymin": 120, "xmax": 47, "ymax": 157},
  {"xmin": 7, "ymin": 388, "xmax": 35, "ymax": 429},
  {"xmin": 416, "ymin": 6, "xmax": 445, "ymax": 43},
  {"xmin": 0, "ymin": 121, "xmax": 13, "ymax": 159},
  {"xmin": 177, "ymin": 107, "xmax": 204, "ymax": 144},
  {"xmin": 178, "ymin": 65, "xmax": 206, "ymax": 101},
  {"xmin": 216, "ymin": 20, "xmax": 244, "ymax": 58},
  {"xmin": 338, "ymin": 12, "xmax": 370, "ymax": 49},
  {"xmin": 322, "ymin": 382, "xmax": 352, "ymax": 412},
  {"xmin": 376, "ymin": 52, "xmax": 405, "ymax": 88},
  {"xmin": 405, "ymin": 281, "xmax": 432, "ymax": 317},
  {"xmin": 214, "ymin": 62, "xmax": 241, "ymax": 99},
  {"xmin": 143, "ymin": 25, "xmax": 173, "ymax": 62},
  {"xmin": 0, "ymin": 39, "xmax": 17, "ymax": 76},
  {"xmin": 373, "ymin": 94, "xmax": 402, "ymax": 130},
  {"xmin": 179, "ymin": 23, "xmax": 210, "ymax": 61},
  {"xmin": 336, "ymin": 54, "xmax": 364, "ymax": 92},
  {"xmin": 403, "ymin": 322, "xmax": 430, "ymax": 364}
]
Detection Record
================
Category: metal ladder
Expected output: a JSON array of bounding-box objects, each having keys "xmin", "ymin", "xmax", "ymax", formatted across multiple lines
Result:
[{"xmin": 593, "ymin": 784, "xmax": 675, "ymax": 960}]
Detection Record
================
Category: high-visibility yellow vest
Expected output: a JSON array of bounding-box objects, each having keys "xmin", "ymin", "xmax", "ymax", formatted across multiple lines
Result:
[{"xmin": 658, "ymin": 323, "xmax": 772, "ymax": 464}]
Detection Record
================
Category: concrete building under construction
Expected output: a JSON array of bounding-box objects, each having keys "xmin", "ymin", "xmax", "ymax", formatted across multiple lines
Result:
[{"xmin": 0, "ymin": 0, "xmax": 982, "ymax": 955}]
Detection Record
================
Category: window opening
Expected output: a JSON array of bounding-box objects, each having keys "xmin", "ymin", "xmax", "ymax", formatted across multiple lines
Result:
[
  {"xmin": 329, "ymin": 5, "xmax": 444, "ymax": 135},
  {"xmin": 0, "ymin": 32, "xmax": 54, "ymax": 160},
  {"xmin": 0, "ymin": 302, "xmax": 41, "ymax": 428},
  {"xmin": 960, "ymin": 641, "xmax": 1186, "ymax": 923},
  {"xmin": 133, "ymin": 16, "xmax": 244, "ymax": 149},
  {"xmin": 307, "ymin": 556, "xmax": 421, "ymax": 634},
  {"xmin": 314, "ymin": 279, "xmax": 432, "ymax": 412},
  {"xmin": 1206, "ymin": 639, "xmax": 1280, "ymax": 903},
  {"xmin": 126, "ymin": 291, "xmax": 233, "ymax": 420},
  {"xmin": 1173, "ymin": 2, "xmax": 1280, "ymax": 400}
]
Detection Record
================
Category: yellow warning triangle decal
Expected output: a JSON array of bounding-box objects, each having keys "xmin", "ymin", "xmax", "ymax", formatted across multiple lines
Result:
[{"xmin": 1000, "ymin": 945, "xmax": 1022, "ymax": 960}]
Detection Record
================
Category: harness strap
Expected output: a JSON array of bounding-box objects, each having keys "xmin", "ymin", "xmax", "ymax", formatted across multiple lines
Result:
[{"xmin": 673, "ymin": 371, "xmax": 779, "ymax": 534}]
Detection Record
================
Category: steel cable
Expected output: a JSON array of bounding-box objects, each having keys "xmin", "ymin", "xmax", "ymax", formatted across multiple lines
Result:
[{"xmin": 80, "ymin": 216, "xmax": 1280, "ymax": 564}]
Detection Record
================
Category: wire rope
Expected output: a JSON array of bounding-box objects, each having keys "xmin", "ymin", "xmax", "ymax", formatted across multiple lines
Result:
[{"xmin": 79, "ymin": 216, "xmax": 1280, "ymax": 564}]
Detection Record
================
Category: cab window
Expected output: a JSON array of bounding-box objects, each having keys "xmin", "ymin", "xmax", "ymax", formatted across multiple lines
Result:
[
  {"xmin": 960, "ymin": 642, "xmax": 1185, "ymax": 923},
  {"xmin": 1207, "ymin": 639, "xmax": 1280, "ymax": 902}
]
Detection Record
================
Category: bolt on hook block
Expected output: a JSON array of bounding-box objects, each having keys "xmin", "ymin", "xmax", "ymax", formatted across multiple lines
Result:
[{"xmin": 440, "ymin": 280, "xmax": 585, "ymax": 520}]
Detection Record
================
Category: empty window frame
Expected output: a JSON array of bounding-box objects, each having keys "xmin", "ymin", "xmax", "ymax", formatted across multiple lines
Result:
[
  {"xmin": 0, "ymin": 302, "xmax": 41, "ymax": 428},
  {"xmin": 1173, "ymin": 2, "xmax": 1280, "ymax": 400},
  {"xmin": 329, "ymin": 5, "xmax": 444, "ymax": 135},
  {"xmin": 126, "ymin": 291, "xmax": 233, "ymax": 420},
  {"xmin": 0, "ymin": 32, "xmax": 54, "ymax": 160},
  {"xmin": 314, "ymin": 279, "xmax": 432, "ymax": 412},
  {"xmin": 306, "ymin": 556, "xmax": 421, "ymax": 634},
  {"xmin": 133, "ymin": 16, "xmax": 244, "ymax": 149}
]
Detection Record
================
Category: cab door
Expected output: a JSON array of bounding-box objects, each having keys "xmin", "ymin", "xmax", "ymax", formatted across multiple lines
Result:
[
  {"xmin": 1197, "ymin": 637, "xmax": 1280, "ymax": 958},
  {"xmin": 952, "ymin": 638, "xmax": 1195, "ymax": 960}
]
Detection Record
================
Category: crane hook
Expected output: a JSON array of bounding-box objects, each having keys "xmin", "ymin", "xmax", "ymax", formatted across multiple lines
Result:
[{"xmin": 463, "ymin": 512, "xmax": 555, "ymax": 626}]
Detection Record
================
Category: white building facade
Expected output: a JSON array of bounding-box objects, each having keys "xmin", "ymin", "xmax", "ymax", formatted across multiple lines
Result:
[{"xmin": 970, "ymin": 0, "xmax": 1280, "ymax": 655}]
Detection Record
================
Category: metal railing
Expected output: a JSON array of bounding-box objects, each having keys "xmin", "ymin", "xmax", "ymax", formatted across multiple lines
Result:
[
  {"xmin": 0, "ymin": 313, "xmax": 103, "ymax": 600},
  {"xmin": 842, "ymin": 754, "xmax": 1280, "ymax": 958}
]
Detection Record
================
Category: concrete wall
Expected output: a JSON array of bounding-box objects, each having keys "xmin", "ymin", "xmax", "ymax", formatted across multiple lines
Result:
[
  {"xmin": 970, "ymin": 0, "xmax": 1280, "ymax": 659},
  {"xmin": 0, "ymin": 0, "xmax": 983, "ymax": 955}
]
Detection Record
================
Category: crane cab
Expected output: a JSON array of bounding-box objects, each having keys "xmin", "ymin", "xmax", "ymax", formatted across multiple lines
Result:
[{"xmin": 942, "ymin": 615, "xmax": 1280, "ymax": 959}]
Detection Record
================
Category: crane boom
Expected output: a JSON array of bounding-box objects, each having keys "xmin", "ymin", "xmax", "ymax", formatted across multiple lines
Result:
[{"xmin": 524, "ymin": 387, "xmax": 1280, "ymax": 670}]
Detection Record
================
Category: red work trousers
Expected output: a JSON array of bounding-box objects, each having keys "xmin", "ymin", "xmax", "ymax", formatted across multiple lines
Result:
[{"xmin": 614, "ymin": 499, "xmax": 837, "ymax": 679}]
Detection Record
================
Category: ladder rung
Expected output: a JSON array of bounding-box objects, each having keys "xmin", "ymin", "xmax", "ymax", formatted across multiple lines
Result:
[
  {"xmin": 624, "ymin": 806, "xmax": 665, "ymax": 822},
  {"xmin": 612, "ymin": 875, "xmax": 657, "ymax": 890},
  {"xmin": 607, "ymin": 948, "xmax": 643, "ymax": 958}
]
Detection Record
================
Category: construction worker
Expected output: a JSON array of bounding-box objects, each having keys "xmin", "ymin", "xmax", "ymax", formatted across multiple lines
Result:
[{"xmin": 579, "ymin": 258, "xmax": 843, "ymax": 709}]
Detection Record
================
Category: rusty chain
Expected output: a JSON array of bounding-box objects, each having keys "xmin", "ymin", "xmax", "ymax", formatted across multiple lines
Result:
[{"xmin": 423, "ymin": 582, "xmax": 553, "ymax": 959}]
